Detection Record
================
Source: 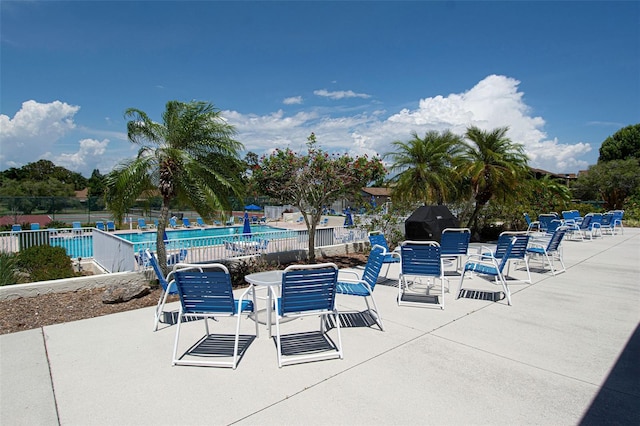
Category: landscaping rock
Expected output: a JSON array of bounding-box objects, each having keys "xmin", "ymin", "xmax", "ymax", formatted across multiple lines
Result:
[{"xmin": 102, "ymin": 282, "xmax": 151, "ymax": 304}]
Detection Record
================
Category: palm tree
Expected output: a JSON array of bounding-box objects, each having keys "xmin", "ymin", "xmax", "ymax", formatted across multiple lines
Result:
[
  {"xmin": 384, "ymin": 130, "xmax": 463, "ymax": 205},
  {"xmin": 458, "ymin": 126, "xmax": 529, "ymax": 230},
  {"xmin": 105, "ymin": 100, "xmax": 244, "ymax": 273}
]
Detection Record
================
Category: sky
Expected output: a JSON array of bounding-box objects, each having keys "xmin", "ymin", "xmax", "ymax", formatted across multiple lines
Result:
[{"xmin": 1, "ymin": 1, "xmax": 639, "ymax": 178}]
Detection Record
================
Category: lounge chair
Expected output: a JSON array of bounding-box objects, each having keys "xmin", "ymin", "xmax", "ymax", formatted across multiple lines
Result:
[
  {"xmin": 106, "ymin": 221, "xmax": 116, "ymax": 231},
  {"xmin": 171, "ymin": 262, "xmax": 257, "ymax": 368},
  {"xmin": 169, "ymin": 217, "xmax": 181, "ymax": 229},
  {"xmin": 225, "ymin": 216, "xmax": 234, "ymax": 226},
  {"xmin": 95, "ymin": 221, "xmax": 105, "ymax": 231},
  {"xmin": 440, "ymin": 228, "xmax": 471, "ymax": 272},
  {"xmin": 398, "ymin": 241, "xmax": 447, "ymax": 309},
  {"xmin": 196, "ymin": 217, "xmax": 206, "ymax": 227},
  {"xmin": 11, "ymin": 224, "xmax": 22, "ymax": 233},
  {"xmin": 483, "ymin": 232, "xmax": 532, "ymax": 284},
  {"xmin": 137, "ymin": 218, "xmax": 150, "ymax": 230},
  {"xmin": 526, "ymin": 227, "xmax": 567, "ymax": 275},
  {"xmin": 182, "ymin": 217, "xmax": 192, "ymax": 228},
  {"xmin": 148, "ymin": 250, "xmax": 178, "ymax": 331},
  {"xmin": 457, "ymin": 236, "xmax": 518, "ymax": 305},
  {"xmin": 30, "ymin": 223, "xmax": 40, "ymax": 231},
  {"xmin": 336, "ymin": 245, "xmax": 386, "ymax": 330},
  {"xmin": 167, "ymin": 248, "xmax": 188, "ymax": 266},
  {"xmin": 368, "ymin": 231, "xmax": 400, "ymax": 280},
  {"xmin": 274, "ymin": 263, "xmax": 342, "ymax": 367}
]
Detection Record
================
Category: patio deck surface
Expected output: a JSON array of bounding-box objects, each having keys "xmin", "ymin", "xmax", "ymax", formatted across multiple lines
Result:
[{"xmin": 1, "ymin": 228, "xmax": 639, "ymax": 425}]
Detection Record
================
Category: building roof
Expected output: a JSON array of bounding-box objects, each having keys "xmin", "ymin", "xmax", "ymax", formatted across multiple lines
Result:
[{"xmin": 361, "ymin": 187, "xmax": 392, "ymax": 197}]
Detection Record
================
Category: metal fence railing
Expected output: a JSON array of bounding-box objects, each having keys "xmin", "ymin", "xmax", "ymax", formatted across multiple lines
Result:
[{"xmin": 1, "ymin": 225, "xmax": 370, "ymax": 273}]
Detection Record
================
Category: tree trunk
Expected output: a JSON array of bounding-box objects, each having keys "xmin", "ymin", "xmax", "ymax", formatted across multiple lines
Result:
[{"xmin": 157, "ymin": 199, "xmax": 170, "ymax": 275}]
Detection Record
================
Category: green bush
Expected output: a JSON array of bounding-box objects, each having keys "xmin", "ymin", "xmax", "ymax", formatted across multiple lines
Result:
[
  {"xmin": 15, "ymin": 245, "xmax": 76, "ymax": 283},
  {"xmin": 0, "ymin": 252, "xmax": 18, "ymax": 286}
]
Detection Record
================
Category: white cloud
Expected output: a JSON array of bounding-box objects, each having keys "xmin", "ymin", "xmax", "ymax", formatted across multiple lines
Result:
[
  {"xmin": 314, "ymin": 89, "xmax": 371, "ymax": 100},
  {"xmin": 2, "ymin": 76, "xmax": 594, "ymax": 176},
  {"xmin": 45, "ymin": 138, "xmax": 110, "ymax": 171},
  {"xmin": 0, "ymin": 100, "xmax": 80, "ymax": 168},
  {"xmin": 283, "ymin": 96, "xmax": 303, "ymax": 105},
  {"xmin": 226, "ymin": 75, "xmax": 592, "ymax": 173}
]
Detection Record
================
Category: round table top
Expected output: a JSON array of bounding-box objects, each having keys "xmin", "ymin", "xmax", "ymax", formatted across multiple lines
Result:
[{"xmin": 244, "ymin": 270, "xmax": 283, "ymax": 286}]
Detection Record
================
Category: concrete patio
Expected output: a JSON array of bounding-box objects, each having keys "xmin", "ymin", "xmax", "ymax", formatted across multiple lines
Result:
[{"xmin": 1, "ymin": 228, "xmax": 639, "ymax": 425}]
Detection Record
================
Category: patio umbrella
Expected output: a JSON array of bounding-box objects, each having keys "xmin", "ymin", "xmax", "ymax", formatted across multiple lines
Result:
[
  {"xmin": 344, "ymin": 212, "xmax": 354, "ymax": 227},
  {"xmin": 244, "ymin": 204, "xmax": 261, "ymax": 211},
  {"xmin": 242, "ymin": 211, "xmax": 252, "ymax": 235}
]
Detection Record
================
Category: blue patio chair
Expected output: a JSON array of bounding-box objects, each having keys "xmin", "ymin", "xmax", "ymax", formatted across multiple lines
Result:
[
  {"xmin": 30, "ymin": 223, "xmax": 40, "ymax": 230},
  {"xmin": 336, "ymin": 245, "xmax": 386, "ymax": 330},
  {"xmin": 196, "ymin": 217, "xmax": 206, "ymax": 227},
  {"xmin": 72, "ymin": 221, "xmax": 82, "ymax": 235},
  {"xmin": 11, "ymin": 224, "xmax": 22, "ymax": 233},
  {"xmin": 440, "ymin": 228, "xmax": 471, "ymax": 271},
  {"xmin": 167, "ymin": 248, "xmax": 188, "ymax": 266},
  {"xmin": 171, "ymin": 262, "xmax": 257, "ymax": 369},
  {"xmin": 135, "ymin": 249, "xmax": 152, "ymax": 269},
  {"xmin": 483, "ymin": 232, "xmax": 532, "ymax": 284},
  {"xmin": 457, "ymin": 236, "xmax": 518, "ymax": 305},
  {"xmin": 537, "ymin": 214, "xmax": 558, "ymax": 233},
  {"xmin": 600, "ymin": 212, "xmax": 616, "ymax": 236},
  {"xmin": 610, "ymin": 210, "xmax": 624, "ymax": 234},
  {"xmin": 368, "ymin": 231, "xmax": 400, "ymax": 280},
  {"xmin": 225, "ymin": 216, "xmax": 234, "ymax": 226},
  {"xmin": 526, "ymin": 227, "xmax": 568, "ymax": 275},
  {"xmin": 274, "ymin": 263, "xmax": 342, "ymax": 367},
  {"xmin": 137, "ymin": 218, "xmax": 150, "ymax": 230},
  {"xmin": 576, "ymin": 213, "xmax": 601, "ymax": 240},
  {"xmin": 95, "ymin": 221, "xmax": 105, "ymax": 231},
  {"xmin": 182, "ymin": 217, "xmax": 192, "ymax": 228},
  {"xmin": 169, "ymin": 217, "xmax": 181, "ymax": 228},
  {"xmin": 523, "ymin": 213, "xmax": 540, "ymax": 232},
  {"xmin": 148, "ymin": 250, "xmax": 178, "ymax": 331},
  {"xmin": 398, "ymin": 240, "xmax": 447, "ymax": 309},
  {"xmin": 562, "ymin": 210, "xmax": 583, "ymax": 226},
  {"xmin": 106, "ymin": 221, "xmax": 116, "ymax": 231}
]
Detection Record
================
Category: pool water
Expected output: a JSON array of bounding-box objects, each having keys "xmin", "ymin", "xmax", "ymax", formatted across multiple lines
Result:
[
  {"xmin": 52, "ymin": 225, "xmax": 283, "ymax": 258},
  {"xmin": 118, "ymin": 224, "xmax": 279, "ymax": 243}
]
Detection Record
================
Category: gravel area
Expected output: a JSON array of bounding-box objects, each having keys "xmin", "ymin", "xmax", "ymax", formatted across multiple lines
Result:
[{"xmin": 0, "ymin": 254, "xmax": 367, "ymax": 335}]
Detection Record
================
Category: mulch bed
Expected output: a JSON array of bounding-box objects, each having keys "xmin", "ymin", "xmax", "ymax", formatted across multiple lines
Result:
[{"xmin": 0, "ymin": 254, "xmax": 367, "ymax": 335}]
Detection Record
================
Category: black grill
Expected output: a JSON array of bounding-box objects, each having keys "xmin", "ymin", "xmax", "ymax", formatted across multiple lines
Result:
[{"xmin": 404, "ymin": 205, "xmax": 459, "ymax": 243}]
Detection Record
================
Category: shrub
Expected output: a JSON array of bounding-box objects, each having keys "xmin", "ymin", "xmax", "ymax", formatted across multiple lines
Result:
[
  {"xmin": 15, "ymin": 245, "xmax": 76, "ymax": 283},
  {"xmin": 0, "ymin": 252, "xmax": 18, "ymax": 286}
]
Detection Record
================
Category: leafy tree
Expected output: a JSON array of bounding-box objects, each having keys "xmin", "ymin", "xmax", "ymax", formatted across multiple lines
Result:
[
  {"xmin": 598, "ymin": 124, "xmax": 640, "ymax": 162},
  {"xmin": 523, "ymin": 174, "xmax": 572, "ymax": 215},
  {"xmin": 457, "ymin": 126, "xmax": 529, "ymax": 231},
  {"xmin": 252, "ymin": 133, "xmax": 386, "ymax": 263},
  {"xmin": 573, "ymin": 158, "xmax": 640, "ymax": 210},
  {"xmin": 385, "ymin": 130, "xmax": 463, "ymax": 205},
  {"xmin": 105, "ymin": 100, "xmax": 244, "ymax": 273}
]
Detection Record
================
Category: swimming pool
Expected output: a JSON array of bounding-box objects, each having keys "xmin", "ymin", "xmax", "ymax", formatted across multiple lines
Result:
[
  {"xmin": 53, "ymin": 225, "xmax": 285, "ymax": 258},
  {"xmin": 118, "ymin": 224, "xmax": 280, "ymax": 243}
]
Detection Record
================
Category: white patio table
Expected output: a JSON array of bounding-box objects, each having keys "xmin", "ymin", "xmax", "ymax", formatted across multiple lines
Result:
[{"xmin": 244, "ymin": 270, "xmax": 283, "ymax": 337}]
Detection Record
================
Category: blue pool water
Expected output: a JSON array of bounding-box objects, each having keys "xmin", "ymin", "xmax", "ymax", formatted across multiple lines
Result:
[
  {"xmin": 51, "ymin": 225, "xmax": 283, "ymax": 258},
  {"xmin": 118, "ymin": 224, "xmax": 279, "ymax": 243}
]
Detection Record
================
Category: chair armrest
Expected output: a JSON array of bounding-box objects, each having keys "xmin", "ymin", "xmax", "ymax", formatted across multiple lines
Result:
[
  {"xmin": 338, "ymin": 270, "xmax": 361, "ymax": 280},
  {"xmin": 338, "ymin": 278, "xmax": 373, "ymax": 292}
]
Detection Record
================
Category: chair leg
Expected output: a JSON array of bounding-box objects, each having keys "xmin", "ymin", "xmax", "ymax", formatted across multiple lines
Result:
[
  {"xmin": 456, "ymin": 271, "xmax": 467, "ymax": 299},
  {"xmin": 495, "ymin": 274, "xmax": 511, "ymax": 306},
  {"xmin": 153, "ymin": 290, "xmax": 170, "ymax": 331},
  {"xmin": 171, "ymin": 308, "xmax": 185, "ymax": 365},
  {"xmin": 333, "ymin": 310, "xmax": 343, "ymax": 359},
  {"xmin": 365, "ymin": 294, "xmax": 384, "ymax": 331}
]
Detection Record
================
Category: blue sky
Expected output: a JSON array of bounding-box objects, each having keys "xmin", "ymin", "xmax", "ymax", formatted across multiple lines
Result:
[{"xmin": 1, "ymin": 1, "xmax": 638, "ymax": 177}]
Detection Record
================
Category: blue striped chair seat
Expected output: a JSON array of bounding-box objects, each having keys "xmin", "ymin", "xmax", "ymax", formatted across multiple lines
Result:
[
  {"xmin": 464, "ymin": 262, "xmax": 498, "ymax": 275},
  {"xmin": 336, "ymin": 281, "xmax": 370, "ymax": 296},
  {"xmin": 383, "ymin": 253, "xmax": 400, "ymax": 263}
]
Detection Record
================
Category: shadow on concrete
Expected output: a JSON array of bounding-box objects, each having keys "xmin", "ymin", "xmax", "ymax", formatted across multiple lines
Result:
[{"xmin": 579, "ymin": 323, "xmax": 640, "ymax": 425}]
